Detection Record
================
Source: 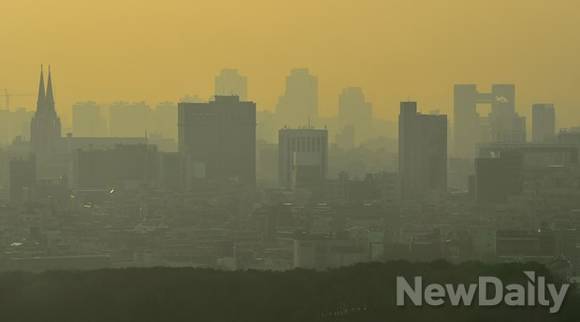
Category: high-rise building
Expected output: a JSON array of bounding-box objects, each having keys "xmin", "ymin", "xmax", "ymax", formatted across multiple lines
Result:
[
  {"xmin": 398, "ymin": 102, "xmax": 447, "ymax": 200},
  {"xmin": 214, "ymin": 69, "xmax": 247, "ymax": 101},
  {"xmin": 338, "ymin": 87, "xmax": 372, "ymax": 145},
  {"xmin": 178, "ymin": 96, "xmax": 256, "ymax": 186},
  {"xmin": 278, "ymin": 127, "xmax": 328, "ymax": 190},
  {"xmin": 30, "ymin": 66, "xmax": 62, "ymax": 155},
  {"xmin": 276, "ymin": 69, "xmax": 318, "ymax": 127},
  {"xmin": 72, "ymin": 101, "xmax": 107, "ymax": 137},
  {"xmin": 108, "ymin": 102, "xmax": 150, "ymax": 137},
  {"xmin": 532, "ymin": 103, "xmax": 556, "ymax": 143},
  {"xmin": 453, "ymin": 84, "xmax": 525, "ymax": 158}
]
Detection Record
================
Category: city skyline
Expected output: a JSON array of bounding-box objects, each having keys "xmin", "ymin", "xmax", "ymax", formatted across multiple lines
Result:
[
  {"xmin": 2, "ymin": 0, "xmax": 580, "ymax": 127},
  {"xmin": 2, "ymin": 2, "xmax": 580, "ymax": 320},
  {"xmin": 0, "ymin": 66, "xmax": 572, "ymax": 132}
]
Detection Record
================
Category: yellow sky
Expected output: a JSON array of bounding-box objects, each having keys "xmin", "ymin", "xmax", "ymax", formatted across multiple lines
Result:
[{"xmin": 1, "ymin": 0, "xmax": 579, "ymax": 128}]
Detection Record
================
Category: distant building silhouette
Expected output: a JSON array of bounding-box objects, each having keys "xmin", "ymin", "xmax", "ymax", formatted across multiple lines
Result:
[
  {"xmin": 214, "ymin": 69, "xmax": 247, "ymax": 101},
  {"xmin": 178, "ymin": 96, "xmax": 256, "ymax": 187},
  {"xmin": 398, "ymin": 102, "xmax": 447, "ymax": 200},
  {"xmin": 278, "ymin": 127, "xmax": 328, "ymax": 190},
  {"xmin": 109, "ymin": 102, "xmax": 149, "ymax": 137},
  {"xmin": 0, "ymin": 108, "xmax": 33, "ymax": 146},
  {"xmin": 276, "ymin": 69, "xmax": 318, "ymax": 127},
  {"xmin": 72, "ymin": 101, "xmax": 107, "ymax": 137},
  {"xmin": 454, "ymin": 84, "xmax": 525, "ymax": 158},
  {"xmin": 338, "ymin": 87, "xmax": 372, "ymax": 145},
  {"xmin": 532, "ymin": 103, "xmax": 556, "ymax": 143},
  {"xmin": 30, "ymin": 66, "xmax": 61, "ymax": 155}
]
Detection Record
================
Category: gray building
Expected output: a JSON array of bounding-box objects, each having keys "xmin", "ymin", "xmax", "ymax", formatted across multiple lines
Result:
[
  {"xmin": 178, "ymin": 96, "xmax": 256, "ymax": 187},
  {"xmin": 276, "ymin": 69, "xmax": 318, "ymax": 127},
  {"xmin": 532, "ymin": 103, "xmax": 555, "ymax": 143},
  {"xmin": 399, "ymin": 102, "xmax": 447, "ymax": 200},
  {"xmin": 338, "ymin": 87, "xmax": 373, "ymax": 146},
  {"xmin": 278, "ymin": 127, "xmax": 328, "ymax": 190},
  {"xmin": 454, "ymin": 84, "xmax": 525, "ymax": 158}
]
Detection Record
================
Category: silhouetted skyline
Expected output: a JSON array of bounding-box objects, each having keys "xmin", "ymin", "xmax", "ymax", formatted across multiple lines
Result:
[{"xmin": 2, "ymin": 1, "xmax": 580, "ymax": 127}]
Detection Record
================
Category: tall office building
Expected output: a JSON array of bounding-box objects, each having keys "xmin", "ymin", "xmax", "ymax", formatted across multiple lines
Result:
[
  {"xmin": 532, "ymin": 104, "xmax": 556, "ymax": 143},
  {"xmin": 214, "ymin": 69, "xmax": 247, "ymax": 101},
  {"xmin": 398, "ymin": 102, "xmax": 447, "ymax": 200},
  {"xmin": 276, "ymin": 69, "xmax": 318, "ymax": 127},
  {"xmin": 338, "ymin": 87, "xmax": 372, "ymax": 145},
  {"xmin": 72, "ymin": 101, "xmax": 107, "ymax": 137},
  {"xmin": 30, "ymin": 66, "xmax": 62, "ymax": 155},
  {"xmin": 453, "ymin": 84, "xmax": 525, "ymax": 158},
  {"xmin": 278, "ymin": 127, "xmax": 328, "ymax": 190},
  {"xmin": 178, "ymin": 96, "xmax": 256, "ymax": 186}
]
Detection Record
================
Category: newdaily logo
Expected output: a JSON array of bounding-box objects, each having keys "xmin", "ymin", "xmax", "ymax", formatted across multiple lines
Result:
[{"xmin": 396, "ymin": 271, "xmax": 570, "ymax": 314}]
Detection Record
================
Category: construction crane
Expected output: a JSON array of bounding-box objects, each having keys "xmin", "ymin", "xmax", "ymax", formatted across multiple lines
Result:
[{"xmin": 0, "ymin": 89, "xmax": 34, "ymax": 110}]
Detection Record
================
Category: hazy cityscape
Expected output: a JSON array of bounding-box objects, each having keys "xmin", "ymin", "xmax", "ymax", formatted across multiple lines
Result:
[
  {"xmin": 0, "ymin": 65, "xmax": 577, "ymax": 278},
  {"xmin": 2, "ymin": 1, "xmax": 580, "ymax": 320}
]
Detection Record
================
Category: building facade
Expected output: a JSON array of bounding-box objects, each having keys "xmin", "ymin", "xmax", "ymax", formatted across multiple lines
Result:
[
  {"xmin": 532, "ymin": 103, "xmax": 556, "ymax": 143},
  {"xmin": 178, "ymin": 96, "xmax": 256, "ymax": 187},
  {"xmin": 278, "ymin": 127, "xmax": 328, "ymax": 190},
  {"xmin": 398, "ymin": 102, "xmax": 447, "ymax": 200},
  {"xmin": 453, "ymin": 84, "xmax": 525, "ymax": 158},
  {"xmin": 276, "ymin": 69, "xmax": 318, "ymax": 127}
]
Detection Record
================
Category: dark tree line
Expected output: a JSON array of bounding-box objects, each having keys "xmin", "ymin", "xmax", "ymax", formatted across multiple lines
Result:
[{"xmin": 0, "ymin": 261, "xmax": 577, "ymax": 322}]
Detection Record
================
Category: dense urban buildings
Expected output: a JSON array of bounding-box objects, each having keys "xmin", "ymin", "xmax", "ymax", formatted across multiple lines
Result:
[
  {"xmin": 1, "ymin": 67, "xmax": 580, "ymax": 282},
  {"xmin": 398, "ymin": 101, "xmax": 447, "ymax": 200}
]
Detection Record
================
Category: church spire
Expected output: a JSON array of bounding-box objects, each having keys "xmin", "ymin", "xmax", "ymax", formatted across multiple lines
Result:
[
  {"xmin": 46, "ymin": 65, "xmax": 55, "ymax": 111},
  {"xmin": 36, "ymin": 65, "xmax": 45, "ymax": 111}
]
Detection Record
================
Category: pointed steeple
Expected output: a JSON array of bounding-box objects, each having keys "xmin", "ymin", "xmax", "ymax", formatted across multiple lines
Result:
[
  {"xmin": 46, "ymin": 65, "xmax": 55, "ymax": 111},
  {"xmin": 36, "ymin": 65, "xmax": 45, "ymax": 112}
]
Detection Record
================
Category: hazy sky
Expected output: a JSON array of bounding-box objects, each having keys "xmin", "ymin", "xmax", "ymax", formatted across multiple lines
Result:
[{"xmin": 1, "ymin": 0, "xmax": 580, "ymax": 128}]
